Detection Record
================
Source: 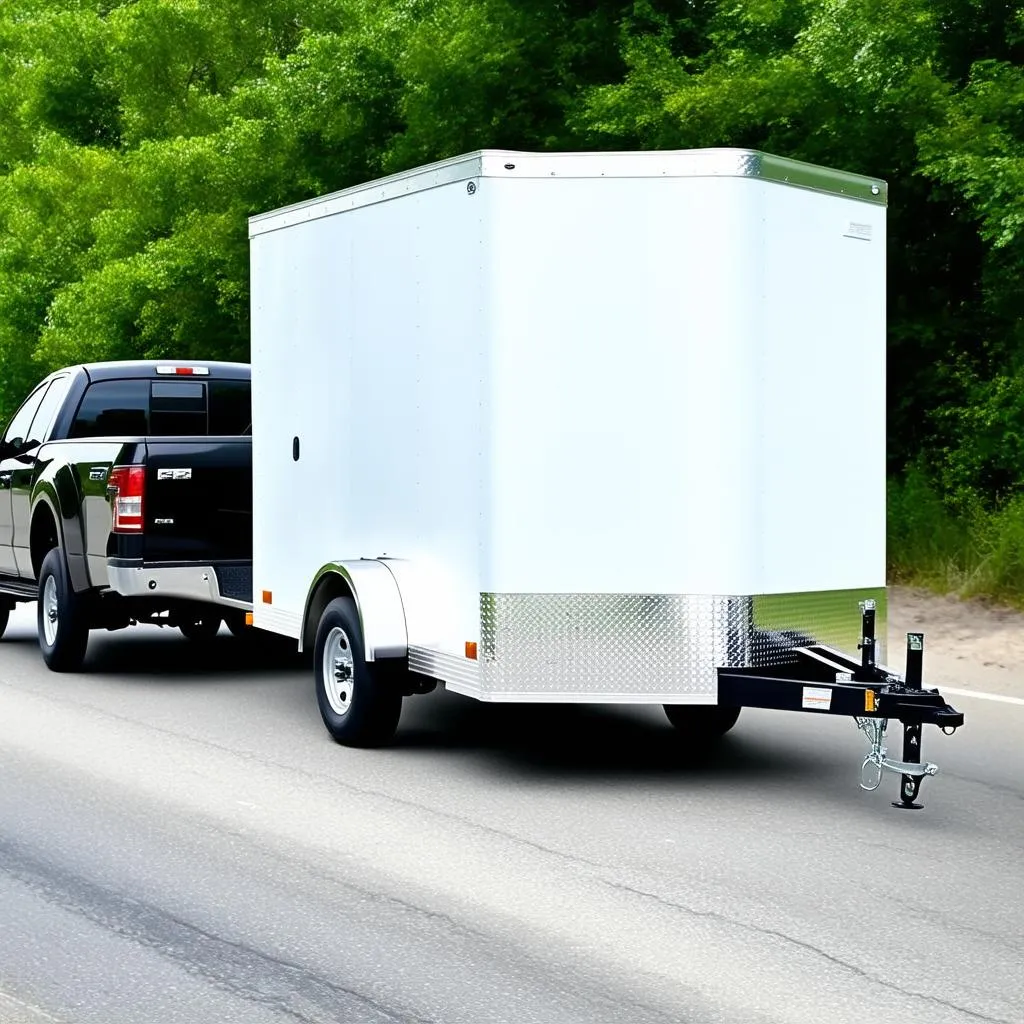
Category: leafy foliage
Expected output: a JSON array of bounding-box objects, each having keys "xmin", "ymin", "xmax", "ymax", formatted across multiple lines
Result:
[{"xmin": 0, "ymin": 0, "xmax": 1022, "ymax": 561}]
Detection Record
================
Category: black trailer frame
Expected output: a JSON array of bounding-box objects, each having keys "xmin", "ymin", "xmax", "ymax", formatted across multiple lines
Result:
[{"xmin": 718, "ymin": 601, "xmax": 964, "ymax": 808}]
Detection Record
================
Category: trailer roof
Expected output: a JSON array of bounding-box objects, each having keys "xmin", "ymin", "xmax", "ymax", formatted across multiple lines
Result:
[{"xmin": 249, "ymin": 148, "xmax": 887, "ymax": 237}]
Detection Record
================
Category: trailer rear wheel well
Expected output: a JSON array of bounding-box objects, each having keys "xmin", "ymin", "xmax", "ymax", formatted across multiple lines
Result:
[{"xmin": 302, "ymin": 572, "xmax": 355, "ymax": 653}]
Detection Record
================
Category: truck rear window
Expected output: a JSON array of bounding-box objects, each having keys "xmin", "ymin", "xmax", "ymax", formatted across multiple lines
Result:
[
  {"xmin": 69, "ymin": 378, "xmax": 251, "ymax": 438},
  {"xmin": 151, "ymin": 381, "xmax": 206, "ymax": 434},
  {"xmin": 208, "ymin": 380, "xmax": 251, "ymax": 435}
]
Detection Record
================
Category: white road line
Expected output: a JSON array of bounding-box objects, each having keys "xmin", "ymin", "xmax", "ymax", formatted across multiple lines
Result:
[
  {"xmin": 0, "ymin": 991, "xmax": 62, "ymax": 1023},
  {"xmin": 940, "ymin": 686, "xmax": 1024, "ymax": 707}
]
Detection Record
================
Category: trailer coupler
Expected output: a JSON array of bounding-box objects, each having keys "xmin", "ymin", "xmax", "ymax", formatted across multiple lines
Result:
[
  {"xmin": 856, "ymin": 717, "xmax": 937, "ymax": 808},
  {"xmin": 717, "ymin": 601, "xmax": 964, "ymax": 809}
]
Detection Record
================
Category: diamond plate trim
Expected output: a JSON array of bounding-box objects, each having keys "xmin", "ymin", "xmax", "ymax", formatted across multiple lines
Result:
[
  {"xmin": 477, "ymin": 589, "xmax": 885, "ymax": 698},
  {"xmin": 253, "ymin": 604, "xmax": 302, "ymax": 640},
  {"xmin": 408, "ymin": 646, "xmax": 481, "ymax": 689},
  {"xmin": 480, "ymin": 594, "xmax": 749, "ymax": 697},
  {"xmin": 751, "ymin": 588, "xmax": 887, "ymax": 666}
]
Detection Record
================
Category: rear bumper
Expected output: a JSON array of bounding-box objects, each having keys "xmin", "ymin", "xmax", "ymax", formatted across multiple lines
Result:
[{"xmin": 107, "ymin": 559, "xmax": 252, "ymax": 610}]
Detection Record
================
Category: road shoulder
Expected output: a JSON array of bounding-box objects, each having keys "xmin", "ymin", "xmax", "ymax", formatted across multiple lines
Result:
[{"xmin": 889, "ymin": 584, "xmax": 1024, "ymax": 699}]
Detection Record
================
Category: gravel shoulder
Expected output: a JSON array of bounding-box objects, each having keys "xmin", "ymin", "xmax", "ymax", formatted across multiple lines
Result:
[{"xmin": 888, "ymin": 584, "xmax": 1024, "ymax": 698}]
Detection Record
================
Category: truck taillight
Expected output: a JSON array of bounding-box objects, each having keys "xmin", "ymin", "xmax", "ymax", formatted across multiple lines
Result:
[{"xmin": 109, "ymin": 465, "xmax": 146, "ymax": 533}]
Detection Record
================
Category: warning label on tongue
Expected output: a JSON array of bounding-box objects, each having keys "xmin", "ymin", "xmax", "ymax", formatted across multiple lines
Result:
[{"xmin": 802, "ymin": 686, "xmax": 833, "ymax": 711}]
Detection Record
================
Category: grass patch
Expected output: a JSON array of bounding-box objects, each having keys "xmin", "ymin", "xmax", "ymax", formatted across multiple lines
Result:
[{"xmin": 888, "ymin": 469, "xmax": 1024, "ymax": 609}]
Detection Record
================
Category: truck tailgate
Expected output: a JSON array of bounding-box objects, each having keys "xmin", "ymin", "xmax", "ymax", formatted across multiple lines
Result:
[{"xmin": 142, "ymin": 439, "xmax": 252, "ymax": 563}]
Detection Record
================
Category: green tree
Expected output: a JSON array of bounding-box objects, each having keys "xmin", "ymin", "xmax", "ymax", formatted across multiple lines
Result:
[{"xmin": 1, "ymin": 0, "xmax": 1023, "ymax": 525}]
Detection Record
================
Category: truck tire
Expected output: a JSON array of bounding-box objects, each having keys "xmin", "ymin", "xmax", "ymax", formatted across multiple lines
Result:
[
  {"xmin": 663, "ymin": 704, "xmax": 741, "ymax": 742},
  {"xmin": 0, "ymin": 604, "xmax": 9, "ymax": 640},
  {"xmin": 179, "ymin": 615, "xmax": 221, "ymax": 642},
  {"xmin": 38, "ymin": 547, "xmax": 90, "ymax": 672},
  {"xmin": 314, "ymin": 597, "xmax": 402, "ymax": 747}
]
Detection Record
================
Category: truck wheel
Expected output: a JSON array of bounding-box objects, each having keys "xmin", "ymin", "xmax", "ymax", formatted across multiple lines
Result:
[
  {"xmin": 179, "ymin": 616, "xmax": 221, "ymax": 642},
  {"xmin": 0, "ymin": 604, "xmax": 9, "ymax": 640},
  {"xmin": 663, "ymin": 704, "xmax": 741, "ymax": 742},
  {"xmin": 314, "ymin": 597, "xmax": 402, "ymax": 747},
  {"xmin": 38, "ymin": 547, "xmax": 90, "ymax": 672}
]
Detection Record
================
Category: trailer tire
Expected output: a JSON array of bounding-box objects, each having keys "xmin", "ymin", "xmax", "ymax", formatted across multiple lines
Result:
[
  {"xmin": 0, "ymin": 604, "xmax": 9, "ymax": 640},
  {"xmin": 314, "ymin": 597, "xmax": 402, "ymax": 747},
  {"xmin": 663, "ymin": 704, "xmax": 741, "ymax": 742},
  {"xmin": 37, "ymin": 547, "xmax": 90, "ymax": 672}
]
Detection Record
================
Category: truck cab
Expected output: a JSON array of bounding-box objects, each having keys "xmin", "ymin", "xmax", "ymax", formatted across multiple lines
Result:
[{"xmin": 0, "ymin": 360, "xmax": 252, "ymax": 670}]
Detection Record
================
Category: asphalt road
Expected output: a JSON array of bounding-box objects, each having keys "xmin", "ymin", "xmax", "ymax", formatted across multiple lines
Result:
[{"xmin": 1, "ymin": 604, "xmax": 1022, "ymax": 1024}]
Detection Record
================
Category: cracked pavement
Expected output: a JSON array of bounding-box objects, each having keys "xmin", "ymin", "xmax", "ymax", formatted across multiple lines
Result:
[{"xmin": 1, "ymin": 602, "xmax": 1022, "ymax": 1023}]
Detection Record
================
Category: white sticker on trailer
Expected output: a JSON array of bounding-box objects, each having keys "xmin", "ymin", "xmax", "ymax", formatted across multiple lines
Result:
[
  {"xmin": 843, "ymin": 222, "xmax": 873, "ymax": 241},
  {"xmin": 802, "ymin": 686, "xmax": 833, "ymax": 711}
]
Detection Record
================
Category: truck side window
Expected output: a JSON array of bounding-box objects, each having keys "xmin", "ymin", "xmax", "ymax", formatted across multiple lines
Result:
[
  {"xmin": 150, "ymin": 381, "xmax": 206, "ymax": 435},
  {"xmin": 70, "ymin": 379, "xmax": 149, "ymax": 438},
  {"xmin": 208, "ymin": 380, "xmax": 251, "ymax": 435},
  {"xmin": 26, "ymin": 375, "xmax": 71, "ymax": 445},
  {"xmin": 3, "ymin": 384, "xmax": 48, "ymax": 451}
]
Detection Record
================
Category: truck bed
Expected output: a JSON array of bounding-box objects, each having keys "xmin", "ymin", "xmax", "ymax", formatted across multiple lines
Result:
[{"xmin": 108, "ymin": 437, "xmax": 252, "ymax": 564}]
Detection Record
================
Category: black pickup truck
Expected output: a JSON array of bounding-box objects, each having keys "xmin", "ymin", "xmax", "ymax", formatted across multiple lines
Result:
[{"xmin": 0, "ymin": 360, "xmax": 252, "ymax": 671}]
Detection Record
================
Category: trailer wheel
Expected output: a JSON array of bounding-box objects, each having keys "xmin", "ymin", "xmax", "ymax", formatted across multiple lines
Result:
[
  {"xmin": 663, "ymin": 704, "xmax": 741, "ymax": 742},
  {"xmin": 37, "ymin": 547, "xmax": 90, "ymax": 672},
  {"xmin": 0, "ymin": 603, "xmax": 10, "ymax": 640},
  {"xmin": 314, "ymin": 597, "xmax": 402, "ymax": 747}
]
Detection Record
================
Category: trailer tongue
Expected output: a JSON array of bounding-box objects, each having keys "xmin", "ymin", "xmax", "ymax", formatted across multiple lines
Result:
[{"xmin": 718, "ymin": 601, "xmax": 963, "ymax": 808}]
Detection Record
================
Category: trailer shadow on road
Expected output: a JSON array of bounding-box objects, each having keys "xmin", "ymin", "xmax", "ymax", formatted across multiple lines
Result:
[
  {"xmin": 93, "ymin": 635, "xmax": 832, "ymax": 786},
  {"xmin": 3, "ymin": 611, "xmax": 844, "ymax": 789},
  {"xmin": 391, "ymin": 692, "xmax": 834, "ymax": 786},
  {"xmin": 86, "ymin": 633, "xmax": 829, "ymax": 787}
]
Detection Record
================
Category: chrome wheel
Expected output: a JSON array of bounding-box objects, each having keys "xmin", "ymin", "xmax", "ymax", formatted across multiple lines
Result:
[
  {"xmin": 42, "ymin": 574, "xmax": 59, "ymax": 647},
  {"xmin": 322, "ymin": 626, "xmax": 355, "ymax": 716}
]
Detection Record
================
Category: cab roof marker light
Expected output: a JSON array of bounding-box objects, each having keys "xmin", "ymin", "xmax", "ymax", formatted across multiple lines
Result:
[{"xmin": 155, "ymin": 366, "xmax": 210, "ymax": 376}]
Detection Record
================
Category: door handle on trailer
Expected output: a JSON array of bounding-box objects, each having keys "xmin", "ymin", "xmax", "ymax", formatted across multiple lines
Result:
[{"xmin": 89, "ymin": 467, "xmax": 108, "ymax": 482}]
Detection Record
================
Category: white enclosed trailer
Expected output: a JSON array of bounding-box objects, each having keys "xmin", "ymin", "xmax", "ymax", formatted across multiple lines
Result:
[{"xmin": 248, "ymin": 148, "xmax": 962, "ymax": 805}]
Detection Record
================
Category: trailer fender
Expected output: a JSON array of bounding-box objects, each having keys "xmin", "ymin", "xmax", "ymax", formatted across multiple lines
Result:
[{"xmin": 300, "ymin": 560, "xmax": 408, "ymax": 661}]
